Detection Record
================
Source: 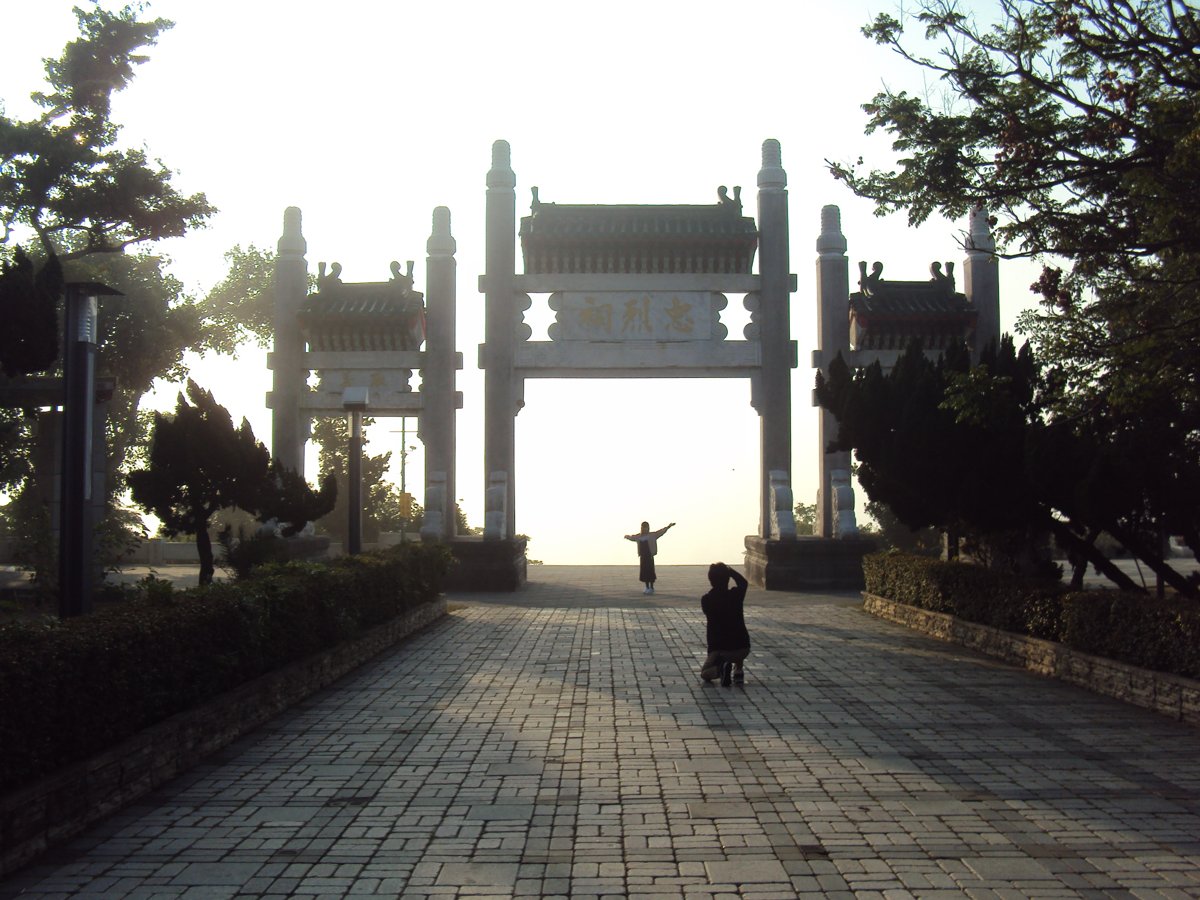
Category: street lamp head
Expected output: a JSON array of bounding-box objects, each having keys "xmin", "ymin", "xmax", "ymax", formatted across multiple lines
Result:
[
  {"xmin": 65, "ymin": 281, "xmax": 123, "ymax": 299},
  {"xmin": 65, "ymin": 281, "xmax": 122, "ymax": 345},
  {"xmin": 341, "ymin": 386, "xmax": 369, "ymax": 410}
]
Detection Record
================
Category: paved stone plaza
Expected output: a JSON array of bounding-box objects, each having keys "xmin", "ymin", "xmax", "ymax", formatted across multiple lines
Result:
[{"xmin": 3, "ymin": 565, "xmax": 1200, "ymax": 898}]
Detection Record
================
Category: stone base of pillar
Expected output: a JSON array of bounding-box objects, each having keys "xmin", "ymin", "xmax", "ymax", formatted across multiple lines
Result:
[
  {"xmin": 743, "ymin": 535, "xmax": 877, "ymax": 592},
  {"xmin": 443, "ymin": 536, "xmax": 528, "ymax": 592}
]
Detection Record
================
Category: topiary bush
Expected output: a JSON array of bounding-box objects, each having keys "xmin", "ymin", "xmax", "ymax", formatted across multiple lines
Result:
[{"xmin": 0, "ymin": 542, "xmax": 450, "ymax": 795}]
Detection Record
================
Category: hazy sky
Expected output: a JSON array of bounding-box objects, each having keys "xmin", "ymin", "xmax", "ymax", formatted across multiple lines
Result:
[{"xmin": 5, "ymin": 0, "xmax": 1040, "ymax": 565}]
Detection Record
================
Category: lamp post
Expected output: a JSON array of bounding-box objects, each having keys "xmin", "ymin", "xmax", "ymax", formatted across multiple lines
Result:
[
  {"xmin": 390, "ymin": 418, "xmax": 418, "ymax": 543},
  {"xmin": 342, "ymin": 387, "xmax": 369, "ymax": 555},
  {"xmin": 59, "ymin": 281, "xmax": 121, "ymax": 618},
  {"xmin": 400, "ymin": 418, "xmax": 416, "ymax": 543}
]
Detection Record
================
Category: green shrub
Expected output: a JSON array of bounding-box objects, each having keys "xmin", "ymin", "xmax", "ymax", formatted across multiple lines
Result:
[
  {"xmin": 864, "ymin": 551, "xmax": 1200, "ymax": 679},
  {"xmin": 1060, "ymin": 591, "xmax": 1200, "ymax": 679},
  {"xmin": 863, "ymin": 551, "xmax": 1065, "ymax": 637},
  {"xmin": 0, "ymin": 542, "xmax": 450, "ymax": 795},
  {"xmin": 217, "ymin": 526, "xmax": 291, "ymax": 580}
]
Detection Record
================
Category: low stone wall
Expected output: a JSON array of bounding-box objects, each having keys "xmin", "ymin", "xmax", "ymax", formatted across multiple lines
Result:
[
  {"xmin": 0, "ymin": 596, "xmax": 447, "ymax": 878},
  {"xmin": 744, "ymin": 535, "xmax": 876, "ymax": 591},
  {"xmin": 863, "ymin": 592, "xmax": 1200, "ymax": 726},
  {"xmin": 444, "ymin": 536, "xmax": 528, "ymax": 591}
]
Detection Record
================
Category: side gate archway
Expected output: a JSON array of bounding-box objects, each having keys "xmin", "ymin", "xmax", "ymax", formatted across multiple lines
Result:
[
  {"xmin": 478, "ymin": 139, "xmax": 805, "ymax": 589},
  {"xmin": 268, "ymin": 206, "xmax": 462, "ymax": 550}
]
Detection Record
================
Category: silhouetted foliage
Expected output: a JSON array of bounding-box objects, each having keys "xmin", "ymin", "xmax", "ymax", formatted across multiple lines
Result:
[
  {"xmin": 0, "ymin": 248, "xmax": 60, "ymax": 377},
  {"xmin": 128, "ymin": 382, "xmax": 334, "ymax": 585},
  {"xmin": 818, "ymin": 338, "xmax": 1196, "ymax": 596},
  {"xmin": 0, "ymin": 5, "xmax": 213, "ymax": 261},
  {"xmin": 829, "ymin": 0, "xmax": 1200, "ymax": 592},
  {"xmin": 312, "ymin": 415, "xmax": 407, "ymax": 546}
]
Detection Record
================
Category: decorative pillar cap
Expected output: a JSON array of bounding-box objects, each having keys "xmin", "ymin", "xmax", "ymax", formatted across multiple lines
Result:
[
  {"xmin": 816, "ymin": 204, "xmax": 847, "ymax": 256},
  {"xmin": 278, "ymin": 206, "xmax": 306, "ymax": 257},
  {"xmin": 967, "ymin": 204, "xmax": 997, "ymax": 257},
  {"xmin": 428, "ymin": 206, "xmax": 456, "ymax": 256},
  {"xmin": 488, "ymin": 140, "xmax": 515, "ymax": 190},
  {"xmin": 758, "ymin": 139, "xmax": 786, "ymax": 191}
]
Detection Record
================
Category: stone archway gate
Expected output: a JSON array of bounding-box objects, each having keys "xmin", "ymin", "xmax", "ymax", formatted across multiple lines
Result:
[
  {"xmin": 268, "ymin": 206, "xmax": 462, "ymax": 544},
  {"xmin": 479, "ymin": 140, "xmax": 799, "ymax": 586}
]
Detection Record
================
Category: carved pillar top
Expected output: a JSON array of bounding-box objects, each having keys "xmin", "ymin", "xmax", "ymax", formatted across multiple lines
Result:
[
  {"xmin": 967, "ymin": 205, "xmax": 996, "ymax": 258},
  {"xmin": 757, "ymin": 138, "xmax": 786, "ymax": 192},
  {"xmin": 816, "ymin": 204, "xmax": 847, "ymax": 258},
  {"xmin": 278, "ymin": 206, "xmax": 306, "ymax": 259},
  {"xmin": 427, "ymin": 206, "xmax": 455, "ymax": 257},
  {"xmin": 488, "ymin": 140, "xmax": 515, "ymax": 190}
]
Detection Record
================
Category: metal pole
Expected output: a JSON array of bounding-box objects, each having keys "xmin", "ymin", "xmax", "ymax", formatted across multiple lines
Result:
[
  {"xmin": 400, "ymin": 417, "xmax": 407, "ymax": 543},
  {"xmin": 348, "ymin": 409, "xmax": 363, "ymax": 555},
  {"xmin": 59, "ymin": 285, "xmax": 97, "ymax": 617}
]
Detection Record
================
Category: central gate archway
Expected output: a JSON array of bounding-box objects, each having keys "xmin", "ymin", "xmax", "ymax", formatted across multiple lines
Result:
[{"xmin": 478, "ymin": 140, "xmax": 798, "ymax": 587}]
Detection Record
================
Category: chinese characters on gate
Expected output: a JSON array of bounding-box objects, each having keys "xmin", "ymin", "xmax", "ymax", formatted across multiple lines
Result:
[{"xmin": 549, "ymin": 292, "xmax": 716, "ymax": 342}]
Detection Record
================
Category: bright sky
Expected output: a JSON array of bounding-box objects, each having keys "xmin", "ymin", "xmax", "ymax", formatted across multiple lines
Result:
[{"xmin": 5, "ymin": 0, "xmax": 1041, "ymax": 565}]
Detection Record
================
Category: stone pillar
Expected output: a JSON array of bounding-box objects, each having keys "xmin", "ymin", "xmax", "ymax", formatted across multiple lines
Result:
[
  {"xmin": 422, "ymin": 206, "xmax": 457, "ymax": 539},
  {"xmin": 814, "ymin": 205, "xmax": 852, "ymax": 539},
  {"xmin": 483, "ymin": 141, "xmax": 517, "ymax": 541},
  {"xmin": 755, "ymin": 139, "xmax": 794, "ymax": 540},
  {"xmin": 269, "ymin": 206, "xmax": 308, "ymax": 475},
  {"xmin": 964, "ymin": 205, "xmax": 1000, "ymax": 360}
]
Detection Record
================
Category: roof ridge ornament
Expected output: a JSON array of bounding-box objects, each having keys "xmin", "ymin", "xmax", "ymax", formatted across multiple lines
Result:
[
  {"xmin": 930, "ymin": 260, "xmax": 956, "ymax": 293},
  {"xmin": 858, "ymin": 261, "xmax": 884, "ymax": 296},
  {"xmin": 717, "ymin": 185, "xmax": 743, "ymax": 215},
  {"xmin": 390, "ymin": 260, "xmax": 415, "ymax": 291}
]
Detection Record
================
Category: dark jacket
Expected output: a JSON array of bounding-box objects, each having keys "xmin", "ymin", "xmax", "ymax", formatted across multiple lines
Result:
[{"xmin": 701, "ymin": 570, "xmax": 750, "ymax": 651}]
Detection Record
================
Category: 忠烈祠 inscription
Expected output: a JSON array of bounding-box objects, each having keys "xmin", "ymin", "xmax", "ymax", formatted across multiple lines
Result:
[{"xmin": 548, "ymin": 291, "xmax": 720, "ymax": 342}]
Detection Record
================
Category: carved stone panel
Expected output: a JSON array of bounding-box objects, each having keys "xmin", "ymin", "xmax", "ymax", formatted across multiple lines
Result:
[{"xmin": 547, "ymin": 291, "xmax": 727, "ymax": 342}]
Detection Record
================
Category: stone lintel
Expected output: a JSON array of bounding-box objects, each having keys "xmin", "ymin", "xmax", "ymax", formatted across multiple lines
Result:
[
  {"xmin": 301, "ymin": 351, "xmax": 453, "ymax": 370},
  {"xmin": 479, "ymin": 273, "xmax": 798, "ymax": 294},
  {"xmin": 513, "ymin": 340, "xmax": 797, "ymax": 377},
  {"xmin": 297, "ymin": 394, "xmax": 428, "ymax": 415}
]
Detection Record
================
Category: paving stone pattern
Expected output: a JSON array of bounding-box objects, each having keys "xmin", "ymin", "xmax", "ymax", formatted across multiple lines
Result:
[{"xmin": 3, "ymin": 565, "xmax": 1200, "ymax": 898}]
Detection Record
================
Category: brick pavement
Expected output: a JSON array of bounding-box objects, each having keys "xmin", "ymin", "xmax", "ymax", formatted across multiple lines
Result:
[{"xmin": 3, "ymin": 565, "xmax": 1200, "ymax": 898}]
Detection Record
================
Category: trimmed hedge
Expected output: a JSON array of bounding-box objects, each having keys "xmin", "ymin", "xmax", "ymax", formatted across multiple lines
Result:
[
  {"xmin": 0, "ymin": 542, "xmax": 450, "ymax": 795},
  {"xmin": 863, "ymin": 551, "xmax": 1200, "ymax": 680}
]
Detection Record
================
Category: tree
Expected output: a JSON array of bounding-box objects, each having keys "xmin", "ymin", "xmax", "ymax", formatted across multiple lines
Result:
[
  {"xmin": 311, "ymin": 415, "xmax": 404, "ymax": 546},
  {"xmin": 817, "ymin": 338, "xmax": 1042, "ymax": 558},
  {"xmin": 0, "ymin": 247, "xmax": 266, "ymax": 584},
  {"xmin": 128, "ymin": 381, "xmax": 333, "ymax": 586},
  {"xmin": 816, "ymin": 337, "xmax": 1185, "ymax": 592},
  {"xmin": 863, "ymin": 499, "xmax": 941, "ymax": 556},
  {"xmin": 0, "ymin": 5, "xmax": 213, "ymax": 261},
  {"xmin": 793, "ymin": 501, "xmax": 817, "ymax": 536},
  {"xmin": 829, "ymin": 0, "xmax": 1200, "ymax": 581},
  {"xmin": 0, "ymin": 248, "xmax": 61, "ymax": 377},
  {"xmin": 198, "ymin": 244, "xmax": 278, "ymax": 353},
  {"xmin": 258, "ymin": 460, "xmax": 337, "ymax": 538},
  {"xmin": 1, "ymin": 5, "xmax": 225, "ymax": 583}
]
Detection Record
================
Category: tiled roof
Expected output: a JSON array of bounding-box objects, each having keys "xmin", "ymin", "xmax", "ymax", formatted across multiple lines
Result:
[
  {"xmin": 520, "ymin": 199, "xmax": 758, "ymax": 274},
  {"xmin": 849, "ymin": 276, "xmax": 977, "ymax": 351},
  {"xmin": 849, "ymin": 281, "xmax": 974, "ymax": 317},
  {"xmin": 299, "ymin": 282, "xmax": 425, "ymax": 352}
]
